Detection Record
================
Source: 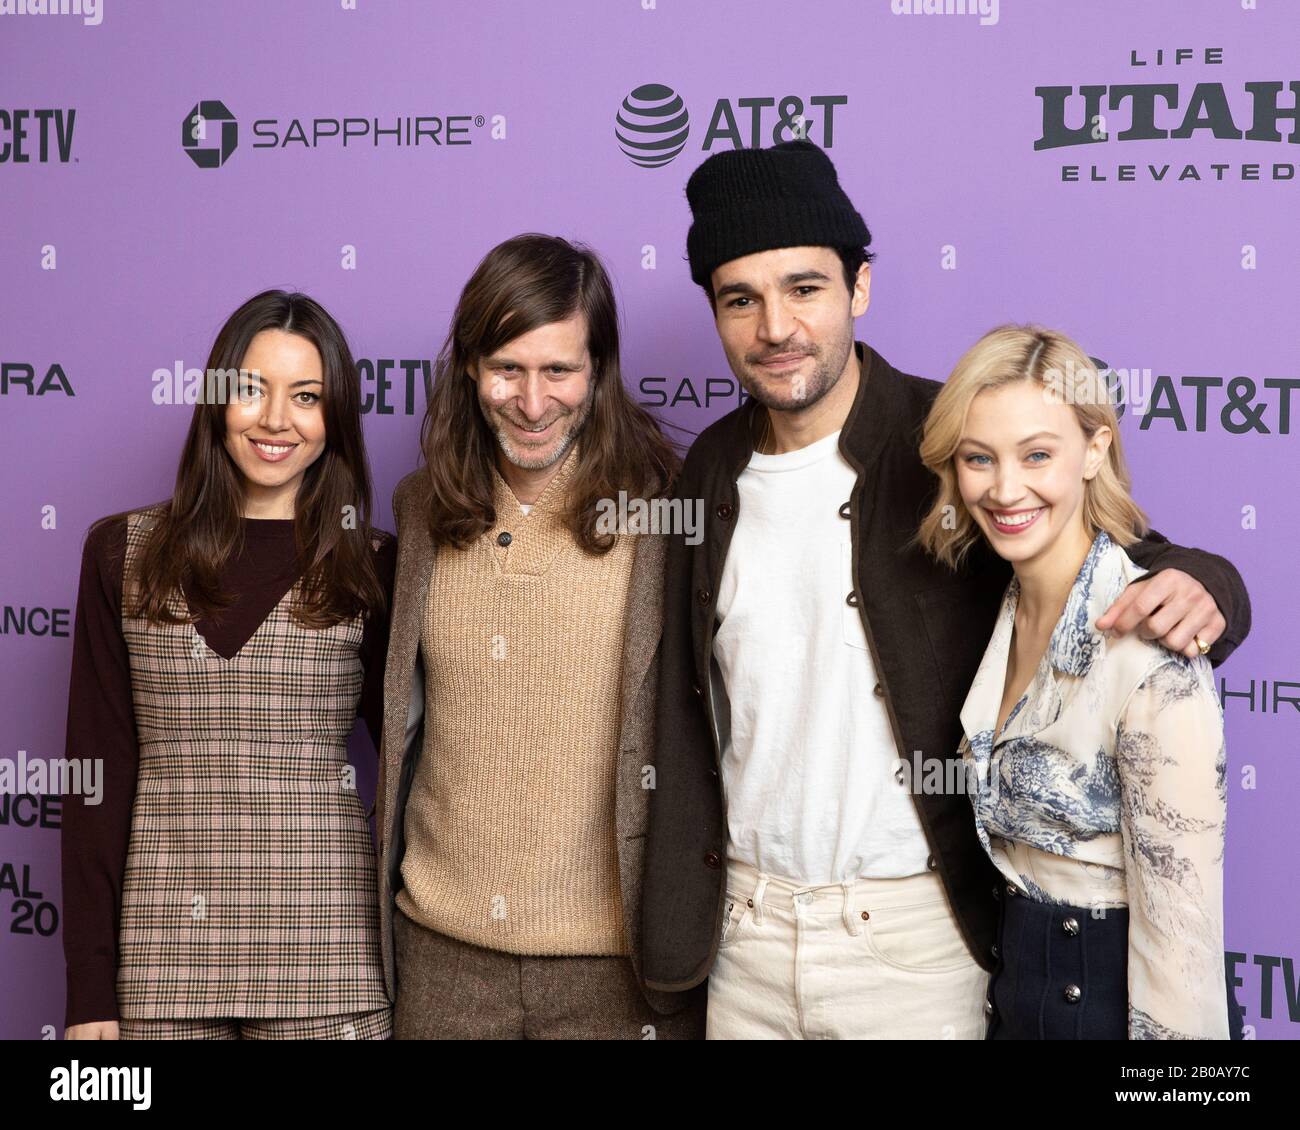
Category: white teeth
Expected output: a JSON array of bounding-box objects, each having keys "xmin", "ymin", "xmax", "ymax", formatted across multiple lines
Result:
[
  {"xmin": 254, "ymin": 441, "xmax": 294, "ymax": 454},
  {"xmin": 993, "ymin": 508, "xmax": 1042, "ymax": 526}
]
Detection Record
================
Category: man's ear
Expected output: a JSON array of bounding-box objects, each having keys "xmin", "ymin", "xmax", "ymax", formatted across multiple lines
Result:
[{"xmin": 851, "ymin": 262, "xmax": 871, "ymax": 318}]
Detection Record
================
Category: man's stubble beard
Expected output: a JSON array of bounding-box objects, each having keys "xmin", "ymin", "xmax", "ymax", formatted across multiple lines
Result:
[
  {"xmin": 481, "ymin": 384, "xmax": 595, "ymax": 471},
  {"xmin": 732, "ymin": 325, "xmax": 855, "ymax": 416}
]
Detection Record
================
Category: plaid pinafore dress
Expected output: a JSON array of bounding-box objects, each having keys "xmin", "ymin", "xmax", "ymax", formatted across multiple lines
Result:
[{"xmin": 115, "ymin": 507, "xmax": 389, "ymax": 1018}]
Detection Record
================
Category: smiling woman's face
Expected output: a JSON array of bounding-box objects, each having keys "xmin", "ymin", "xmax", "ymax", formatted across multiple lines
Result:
[
  {"xmin": 222, "ymin": 329, "xmax": 327, "ymax": 515},
  {"xmin": 954, "ymin": 379, "xmax": 1109, "ymax": 566}
]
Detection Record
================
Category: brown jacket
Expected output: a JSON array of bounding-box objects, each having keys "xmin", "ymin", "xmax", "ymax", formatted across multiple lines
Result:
[
  {"xmin": 641, "ymin": 342, "xmax": 1251, "ymax": 992},
  {"xmin": 375, "ymin": 467, "xmax": 685, "ymax": 1015}
]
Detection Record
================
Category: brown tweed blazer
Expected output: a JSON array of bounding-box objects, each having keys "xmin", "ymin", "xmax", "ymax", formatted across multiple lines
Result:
[{"xmin": 375, "ymin": 468, "xmax": 684, "ymax": 1016}]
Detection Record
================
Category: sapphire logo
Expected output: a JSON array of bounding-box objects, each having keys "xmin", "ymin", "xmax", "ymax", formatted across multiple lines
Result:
[
  {"xmin": 616, "ymin": 84, "xmax": 690, "ymax": 168},
  {"xmin": 181, "ymin": 100, "xmax": 237, "ymax": 168}
]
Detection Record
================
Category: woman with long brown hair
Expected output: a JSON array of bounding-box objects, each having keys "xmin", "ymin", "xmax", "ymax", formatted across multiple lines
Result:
[{"xmin": 62, "ymin": 290, "xmax": 394, "ymax": 1040}]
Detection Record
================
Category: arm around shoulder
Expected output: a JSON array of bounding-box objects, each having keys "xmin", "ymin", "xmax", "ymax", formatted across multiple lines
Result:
[{"xmin": 1125, "ymin": 527, "xmax": 1251, "ymax": 666}]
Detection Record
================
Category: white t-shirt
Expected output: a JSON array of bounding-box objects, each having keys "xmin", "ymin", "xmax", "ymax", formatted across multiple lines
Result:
[{"xmin": 711, "ymin": 429, "xmax": 932, "ymax": 884}]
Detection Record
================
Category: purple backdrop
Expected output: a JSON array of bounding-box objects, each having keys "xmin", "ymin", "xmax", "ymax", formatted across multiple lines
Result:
[{"xmin": 2, "ymin": 0, "xmax": 1296, "ymax": 1039}]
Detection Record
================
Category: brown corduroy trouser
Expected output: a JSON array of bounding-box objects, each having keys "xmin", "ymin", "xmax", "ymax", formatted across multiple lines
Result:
[{"xmin": 393, "ymin": 907, "xmax": 705, "ymax": 1040}]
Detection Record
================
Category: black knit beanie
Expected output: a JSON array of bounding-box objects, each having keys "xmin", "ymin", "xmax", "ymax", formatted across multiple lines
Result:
[{"xmin": 685, "ymin": 139, "xmax": 871, "ymax": 287}]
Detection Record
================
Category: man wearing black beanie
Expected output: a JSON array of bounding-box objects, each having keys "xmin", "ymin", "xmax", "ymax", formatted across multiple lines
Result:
[{"xmin": 640, "ymin": 139, "xmax": 1251, "ymax": 1039}]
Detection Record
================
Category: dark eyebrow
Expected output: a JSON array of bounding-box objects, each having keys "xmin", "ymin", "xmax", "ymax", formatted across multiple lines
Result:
[
  {"xmin": 482, "ymin": 355, "xmax": 583, "ymax": 370},
  {"xmin": 713, "ymin": 281, "xmax": 757, "ymax": 301},
  {"xmin": 782, "ymin": 270, "xmax": 834, "ymax": 286},
  {"xmin": 236, "ymin": 371, "xmax": 321, "ymax": 389},
  {"xmin": 714, "ymin": 270, "xmax": 834, "ymax": 301}
]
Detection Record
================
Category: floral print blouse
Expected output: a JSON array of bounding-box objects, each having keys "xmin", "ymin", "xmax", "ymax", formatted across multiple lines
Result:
[{"xmin": 958, "ymin": 529, "xmax": 1230, "ymax": 1039}]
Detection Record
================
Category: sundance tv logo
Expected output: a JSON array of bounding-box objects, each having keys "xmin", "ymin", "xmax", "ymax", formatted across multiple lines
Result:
[{"xmin": 182, "ymin": 100, "xmax": 237, "ymax": 168}]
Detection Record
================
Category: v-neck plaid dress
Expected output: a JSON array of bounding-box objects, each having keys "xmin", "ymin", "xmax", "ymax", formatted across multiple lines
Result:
[{"xmin": 111, "ymin": 507, "xmax": 390, "ymax": 1019}]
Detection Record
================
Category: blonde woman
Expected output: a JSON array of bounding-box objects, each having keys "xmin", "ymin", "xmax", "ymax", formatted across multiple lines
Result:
[{"xmin": 918, "ymin": 325, "xmax": 1242, "ymax": 1040}]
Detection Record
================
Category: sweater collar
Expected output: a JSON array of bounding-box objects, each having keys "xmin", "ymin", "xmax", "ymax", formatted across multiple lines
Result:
[{"xmin": 490, "ymin": 442, "xmax": 581, "ymax": 523}]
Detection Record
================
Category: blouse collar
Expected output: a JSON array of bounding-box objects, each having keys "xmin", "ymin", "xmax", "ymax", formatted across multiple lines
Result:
[{"xmin": 959, "ymin": 529, "xmax": 1147, "ymax": 749}]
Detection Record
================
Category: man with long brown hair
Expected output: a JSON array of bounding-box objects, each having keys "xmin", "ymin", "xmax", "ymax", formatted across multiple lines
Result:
[{"xmin": 375, "ymin": 233, "xmax": 704, "ymax": 1038}]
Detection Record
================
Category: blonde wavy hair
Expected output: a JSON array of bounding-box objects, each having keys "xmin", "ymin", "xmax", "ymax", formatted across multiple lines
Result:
[{"xmin": 917, "ymin": 324, "xmax": 1149, "ymax": 570}]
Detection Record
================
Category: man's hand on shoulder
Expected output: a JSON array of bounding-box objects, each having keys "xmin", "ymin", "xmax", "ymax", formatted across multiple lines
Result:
[{"xmin": 1096, "ymin": 569, "xmax": 1226, "ymax": 660}]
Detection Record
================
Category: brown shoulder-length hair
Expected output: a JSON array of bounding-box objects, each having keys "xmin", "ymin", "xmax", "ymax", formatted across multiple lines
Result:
[
  {"xmin": 419, "ymin": 233, "xmax": 680, "ymax": 552},
  {"xmin": 116, "ymin": 289, "xmax": 385, "ymax": 628}
]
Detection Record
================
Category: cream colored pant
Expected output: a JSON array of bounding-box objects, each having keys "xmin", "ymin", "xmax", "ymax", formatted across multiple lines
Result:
[{"xmin": 706, "ymin": 858, "xmax": 990, "ymax": 1040}]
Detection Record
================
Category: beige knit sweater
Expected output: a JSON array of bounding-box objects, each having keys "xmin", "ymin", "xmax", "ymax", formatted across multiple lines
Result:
[{"xmin": 395, "ymin": 449, "xmax": 636, "ymax": 955}]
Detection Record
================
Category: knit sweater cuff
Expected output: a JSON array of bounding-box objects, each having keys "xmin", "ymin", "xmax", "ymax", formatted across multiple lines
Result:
[{"xmin": 64, "ymin": 954, "xmax": 120, "ymax": 1029}]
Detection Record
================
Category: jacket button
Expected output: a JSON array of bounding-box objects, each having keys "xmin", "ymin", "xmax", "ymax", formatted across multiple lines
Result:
[
  {"xmin": 984, "ymin": 999, "xmax": 994, "ymax": 1017},
  {"xmin": 838, "ymin": 501, "xmax": 851, "ymax": 519},
  {"xmin": 1006, "ymin": 883, "xmax": 1017, "ymax": 897},
  {"xmin": 845, "ymin": 591, "xmax": 859, "ymax": 608},
  {"xmin": 697, "ymin": 588, "xmax": 712, "ymax": 606},
  {"xmin": 692, "ymin": 682, "xmax": 703, "ymax": 698},
  {"xmin": 1063, "ymin": 984, "xmax": 1082, "ymax": 1004},
  {"xmin": 716, "ymin": 503, "xmax": 734, "ymax": 520},
  {"xmin": 991, "ymin": 943, "xmax": 1000, "ymax": 959},
  {"xmin": 926, "ymin": 854, "xmax": 937, "ymax": 871},
  {"xmin": 1062, "ymin": 916, "xmax": 1080, "ymax": 936},
  {"xmin": 704, "ymin": 850, "xmax": 722, "ymax": 869},
  {"xmin": 992, "ymin": 886, "xmax": 1001, "ymax": 900},
  {"xmin": 873, "ymin": 682, "xmax": 885, "ymax": 698},
  {"xmin": 496, "ymin": 531, "xmax": 512, "ymax": 547}
]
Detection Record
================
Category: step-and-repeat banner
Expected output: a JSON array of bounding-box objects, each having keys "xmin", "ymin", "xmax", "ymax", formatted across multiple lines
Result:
[{"xmin": 2, "ymin": 1, "xmax": 1296, "ymax": 1039}]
